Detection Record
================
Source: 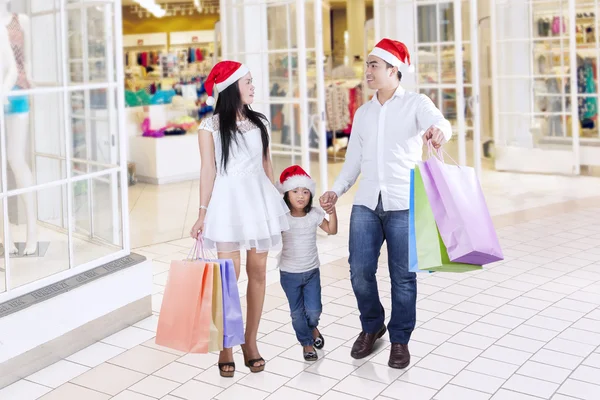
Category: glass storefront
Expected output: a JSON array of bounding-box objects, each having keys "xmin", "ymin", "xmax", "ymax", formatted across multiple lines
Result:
[{"xmin": 0, "ymin": 0, "xmax": 128, "ymax": 297}]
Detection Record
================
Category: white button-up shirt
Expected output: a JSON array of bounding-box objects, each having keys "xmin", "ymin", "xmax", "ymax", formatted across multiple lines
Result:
[{"xmin": 332, "ymin": 85, "xmax": 452, "ymax": 211}]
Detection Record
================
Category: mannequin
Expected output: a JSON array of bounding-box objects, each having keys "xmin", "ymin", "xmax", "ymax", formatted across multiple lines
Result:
[{"xmin": 1, "ymin": 0, "xmax": 37, "ymax": 255}]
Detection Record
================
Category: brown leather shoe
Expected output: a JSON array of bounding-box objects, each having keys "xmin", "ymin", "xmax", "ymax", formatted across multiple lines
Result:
[
  {"xmin": 388, "ymin": 343, "xmax": 410, "ymax": 369},
  {"xmin": 350, "ymin": 325, "xmax": 387, "ymax": 359}
]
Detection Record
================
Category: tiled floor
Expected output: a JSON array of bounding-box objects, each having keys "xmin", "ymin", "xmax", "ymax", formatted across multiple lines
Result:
[{"xmin": 2, "ymin": 167, "xmax": 600, "ymax": 400}]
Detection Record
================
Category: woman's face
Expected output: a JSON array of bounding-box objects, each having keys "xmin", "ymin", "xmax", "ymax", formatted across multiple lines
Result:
[{"xmin": 238, "ymin": 72, "xmax": 255, "ymax": 105}]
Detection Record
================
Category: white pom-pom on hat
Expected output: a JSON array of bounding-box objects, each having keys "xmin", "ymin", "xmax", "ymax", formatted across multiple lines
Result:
[{"xmin": 206, "ymin": 96, "xmax": 216, "ymax": 106}]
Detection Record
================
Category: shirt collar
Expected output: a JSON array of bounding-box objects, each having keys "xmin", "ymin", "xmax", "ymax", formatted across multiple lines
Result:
[{"xmin": 371, "ymin": 84, "xmax": 406, "ymax": 104}]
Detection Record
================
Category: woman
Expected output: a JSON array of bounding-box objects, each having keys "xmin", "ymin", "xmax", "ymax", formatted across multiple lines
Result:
[{"xmin": 190, "ymin": 61, "xmax": 289, "ymax": 377}]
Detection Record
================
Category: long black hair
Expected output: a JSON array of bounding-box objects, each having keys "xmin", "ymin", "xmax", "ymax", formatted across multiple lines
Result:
[{"xmin": 214, "ymin": 81, "xmax": 270, "ymax": 171}]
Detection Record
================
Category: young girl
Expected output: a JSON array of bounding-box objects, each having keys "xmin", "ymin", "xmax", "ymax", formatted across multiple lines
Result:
[{"xmin": 277, "ymin": 165, "xmax": 338, "ymax": 361}]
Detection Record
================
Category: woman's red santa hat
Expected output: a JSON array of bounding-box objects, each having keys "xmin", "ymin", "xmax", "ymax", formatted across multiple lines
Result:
[
  {"xmin": 277, "ymin": 165, "xmax": 316, "ymax": 196},
  {"xmin": 204, "ymin": 61, "xmax": 249, "ymax": 106},
  {"xmin": 369, "ymin": 38, "xmax": 415, "ymax": 74}
]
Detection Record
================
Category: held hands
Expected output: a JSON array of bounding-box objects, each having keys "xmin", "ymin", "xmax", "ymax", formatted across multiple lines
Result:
[
  {"xmin": 319, "ymin": 191, "xmax": 338, "ymax": 214},
  {"xmin": 424, "ymin": 126, "xmax": 446, "ymax": 149},
  {"xmin": 190, "ymin": 216, "xmax": 204, "ymax": 239}
]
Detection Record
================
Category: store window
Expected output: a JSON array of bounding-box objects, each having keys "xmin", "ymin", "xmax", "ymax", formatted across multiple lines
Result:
[
  {"xmin": 491, "ymin": 0, "xmax": 600, "ymax": 174},
  {"xmin": 1, "ymin": 0, "xmax": 127, "ymax": 296}
]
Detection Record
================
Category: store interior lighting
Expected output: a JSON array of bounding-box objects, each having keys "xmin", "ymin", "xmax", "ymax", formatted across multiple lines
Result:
[
  {"xmin": 129, "ymin": 1, "xmax": 219, "ymax": 18},
  {"xmin": 133, "ymin": 0, "xmax": 166, "ymax": 18}
]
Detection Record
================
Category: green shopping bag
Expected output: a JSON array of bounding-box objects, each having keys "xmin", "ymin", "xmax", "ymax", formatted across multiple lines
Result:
[{"xmin": 414, "ymin": 165, "xmax": 482, "ymax": 273}]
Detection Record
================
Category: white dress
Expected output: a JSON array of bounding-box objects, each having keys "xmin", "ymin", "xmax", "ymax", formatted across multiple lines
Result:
[{"xmin": 199, "ymin": 115, "xmax": 290, "ymax": 253}]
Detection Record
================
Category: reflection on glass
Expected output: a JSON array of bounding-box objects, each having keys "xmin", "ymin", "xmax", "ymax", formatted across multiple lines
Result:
[
  {"xmin": 420, "ymin": 88, "xmax": 440, "ymax": 109},
  {"xmin": 439, "ymin": 2, "xmax": 455, "ymax": 42},
  {"xmin": 267, "ymin": 3, "xmax": 297, "ymax": 51},
  {"xmin": 9, "ymin": 185, "xmax": 70, "ymax": 289},
  {"xmin": 418, "ymin": 5, "xmax": 437, "ymax": 43},
  {"xmin": 0, "ymin": 198, "xmax": 5, "ymax": 293},
  {"xmin": 72, "ymin": 172, "xmax": 123, "ymax": 267},
  {"xmin": 441, "ymin": 45, "xmax": 456, "ymax": 83},
  {"xmin": 442, "ymin": 89, "xmax": 457, "ymax": 124},
  {"xmin": 418, "ymin": 46, "xmax": 439, "ymax": 85},
  {"xmin": 3, "ymin": 91, "xmax": 66, "ymax": 194},
  {"xmin": 69, "ymin": 89, "xmax": 118, "ymax": 177}
]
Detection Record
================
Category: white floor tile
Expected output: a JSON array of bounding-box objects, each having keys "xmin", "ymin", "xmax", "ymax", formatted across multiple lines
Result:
[
  {"xmin": 237, "ymin": 371, "xmax": 289, "ymax": 393},
  {"xmin": 214, "ymin": 383, "xmax": 269, "ymax": 400},
  {"xmin": 478, "ymin": 313, "xmax": 524, "ymax": 329},
  {"xmin": 503, "ymin": 375, "xmax": 560, "ymax": 398},
  {"xmin": 557, "ymin": 379, "xmax": 600, "ymax": 400},
  {"xmin": 170, "ymin": 380, "xmax": 224, "ymax": 400},
  {"xmin": 101, "ymin": 326, "xmax": 156, "ymax": 349},
  {"xmin": 417, "ymin": 354, "xmax": 468, "ymax": 376},
  {"xmin": 266, "ymin": 386, "xmax": 320, "ymax": 400},
  {"xmin": 66, "ymin": 342, "xmax": 126, "ymax": 368},
  {"xmin": 420, "ymin": 319, "xmax": 465, "ymax": 335},
  {"xmin": 525, "ymin": 316, "xmax": 572, "ymax": 332},
  {"xmin": 530, "ymin": 349, "xmax": 584, "ymax": 370},
  {"xmin": 511, "ymin": 324, "xmax": 558, "ymax": 342},
  {"xmin": 433, "ymin": 384, "xmax": 491, "ymax": 400},
  {"xmin": 129, "ymin": 375, "xmax": 180, "ymax": 398},
  {"xmin": 544, "ymin": 338, "xmax": 596, "ymax": 358},
  {"xmin": 381, "ymin": 381, "xmax": 437, "ymax": 400},
  {"xmin": 448, "ymin": 332, "xmax": 496, "ymax": 350},
  {"xmin": 351, "ymin": 361, "xmax": 406, "ymax": 384},
  {"xmin": 559, "ymin": 327, "xmax": 600, "ymax": 346},
  {"xmin": 517, "ymin": 361, "xmax": 571, "ymax": 384},
  {"xmin": 111, "ymin": 391, "xmax": 155, "ymax": 400},
  {"xmin": 285, "ymin": 372, "xmax": 339, "ymax": 396},
  {"xmin": 320, "ymin": 391, "xmax": 368, "ymax": 400},
  {"xmin": 495, "ymin": 335, "xmax": 546, "ymax": 353},
  {"xmin": 26, "ymin": 360, "xmax": 89, "ymax": 388},
  {"xmin": 494, "ymin": 305, "xmax": 538, "ymax": 320},
  {"xmin": 570, "ymin": 365, "xmax": 600, "ymax": 385},
  {"xmin": 433, "ymin": 343, "xmax": 483, "ymax": 362},
  {"xmin": 397, "ymin": 367, "xmax": 453, "ymax": 390},
  {"xmin": 463, "ymin": 322, "xmax": 511, "ymax": 339},
  {"xmin": 411, "ymin": 328, "xmax": 452, "ymax": 346},
  {"xmin": 480, "ymin": 346, "xmax": 531, "ymax": 366},
  {"xmin": 0, "ymin": 380, "xmax": 52, "ymax": 400},
  {"xmin": 466, "ymin": 357, "xmax": 519, "ymax": 379},
  {"xmin": 452, "ymin": 370, "xmax": 505, "ymax": 393},
  {"xmin": 583, "ymin": 353, "xmax": 600, "ymax": 369},
  {"xmin": 305, "ymin": 358, "xmax": 357, "ymax": 380},
  {"xmin": 334, "ymin": 375, "xmax": 388, "ymax": 399},
  {"xmin": 491, "ymin": 389, "xmax": 548, "ymax": 399}
]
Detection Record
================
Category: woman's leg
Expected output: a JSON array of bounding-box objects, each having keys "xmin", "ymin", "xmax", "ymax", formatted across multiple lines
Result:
[
  {"xmin": 242, "ymin": 248, "xmax": 268, "ymax": 367},
  {"xmin": 217, "ymin": 250, "xmax": 241, "ymax": 372}
]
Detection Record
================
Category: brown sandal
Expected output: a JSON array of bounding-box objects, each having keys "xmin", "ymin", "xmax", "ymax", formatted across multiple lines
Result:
[
  {"xmin": 218, "ymin": 362, "xmax": 235, "ymax": 378},
  {"xmin": 244, "ymin": 357, "xmax": 265, "ymax": 373}
]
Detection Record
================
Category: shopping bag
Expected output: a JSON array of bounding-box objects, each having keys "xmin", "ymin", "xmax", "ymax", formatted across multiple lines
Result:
[
  {"xmin": 209, "ymin": 262, "xmax": 224, "ymax": 352},
  {"xmin": 419, "ymin": 145, "xmax": 503, "ymax": 265},
  {"xmin": 194, "ymin": 238, "xmax": 244, "ymax": 349},
  {"xmin": 408, "ymin": 169, "xmax": 425, "ymax": 273},
  {"xmin": 155, "ymin": 259, "xmax": 214, "ymax": 353},
  {"xmin": 413, "ymin": 165, "xmax": 482, "ymax": 273},
  {"xmin": 220, "ymin": 259, "xmax": 245, "ymax": 348}
]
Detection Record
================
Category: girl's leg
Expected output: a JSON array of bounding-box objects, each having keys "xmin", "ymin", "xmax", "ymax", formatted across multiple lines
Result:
[
  {"xmin": 217, "ymin": 250, "xmax": 242, "ymax": 372},
  {"xmin": 242, "ymin": 248, "xmax": 268, "ymax": 368},
  {"xmin": 304, "ymin": 269, "xmax": 323, "ymax": 339}
]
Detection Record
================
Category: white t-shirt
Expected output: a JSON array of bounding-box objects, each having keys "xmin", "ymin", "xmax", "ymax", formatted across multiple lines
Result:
[{"xmin": 278, "ymin": 207, "xmax": 326, "ymax": 273}]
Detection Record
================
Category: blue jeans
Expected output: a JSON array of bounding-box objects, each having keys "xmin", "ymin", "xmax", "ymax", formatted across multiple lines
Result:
[
  {"xmin": 349, "ymin": 197, "xmax": 416, "ymax": 344},
  {"xmin": 280, "ymin": 268, "xmax": 322, "ymax": 346}
]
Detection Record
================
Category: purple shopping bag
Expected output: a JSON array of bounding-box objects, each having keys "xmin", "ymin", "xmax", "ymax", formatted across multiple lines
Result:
[
  {"xmin": 418, "ymin": 146, "xmax": 503, "ymax": 265},
  {"xmin": 219, "ymin": 259, "xmax": 245, "ymax": 348}
]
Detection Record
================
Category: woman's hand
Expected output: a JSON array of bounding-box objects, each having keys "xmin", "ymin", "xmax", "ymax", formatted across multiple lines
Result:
[{"xmin": 190, "ymin": 216, "xmax": 205, "ymax": 239}]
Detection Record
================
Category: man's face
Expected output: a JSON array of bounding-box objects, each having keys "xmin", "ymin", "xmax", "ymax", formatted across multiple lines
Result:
[{"xmin": 365, "ymin": 55, "xmax": 397, "ymax": 90}]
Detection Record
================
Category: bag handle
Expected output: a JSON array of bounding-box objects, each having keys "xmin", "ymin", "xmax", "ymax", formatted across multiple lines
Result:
[{"xmin": 426, "ymin": 139, "xmax": 460, "ymax": 167}]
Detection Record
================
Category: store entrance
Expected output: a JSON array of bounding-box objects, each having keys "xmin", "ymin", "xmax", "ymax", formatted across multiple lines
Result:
[{"xmin": 220, "ymin": 0, "xmax": 329, "ymax": 193}]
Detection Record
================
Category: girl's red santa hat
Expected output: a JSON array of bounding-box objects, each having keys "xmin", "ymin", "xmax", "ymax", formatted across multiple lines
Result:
[
  {"xmin": 204, "ymin": 61, "xmax": 249, "ymax": 106},
  {"xmin": 369, "ymin": 38, "xmax": 415, "ymax": 74},
  {"xmin": 277, "ymin": 165, "xmax": 316, "ymax": 196}
]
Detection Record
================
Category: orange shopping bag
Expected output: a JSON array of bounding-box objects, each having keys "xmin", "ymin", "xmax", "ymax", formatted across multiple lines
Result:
[
  {"xmin": 208, "ymin": 262, "xmax": 224, "ymax": 352},
  {"xmin": 155, "ymin": 259, "xmax": 214, "ymax": 353}
]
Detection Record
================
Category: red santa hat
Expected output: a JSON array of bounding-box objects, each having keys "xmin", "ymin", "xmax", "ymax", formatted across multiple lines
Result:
[
  {"xmin": 369, "ymin": 38, "xmax": 415, "ymax": 74},
  {"xmin": 277, "ymin": 165, "xmax": 316, "ymax": 196},
  {"xmin": 204, "ymin": 61, "xmax": 249, "ymax": 106}
]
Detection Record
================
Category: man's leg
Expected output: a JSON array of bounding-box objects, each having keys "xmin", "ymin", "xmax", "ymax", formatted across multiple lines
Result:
[
  {"xmin": 383, "ymin": 209, "xmax": 416, "ymax": 368},
  {"xmin": 348, "ymin": 204, "xmax": 386, "ymax": 358}
]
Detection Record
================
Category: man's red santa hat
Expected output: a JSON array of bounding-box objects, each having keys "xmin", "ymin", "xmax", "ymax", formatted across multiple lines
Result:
[
  {"xmin": 277, "ymin": 165, "xmax": 316, "ymax": 196},
  {"xmin": 204, "ymin": 61, "xmax": 249, "ymax": 106},
  {"xmin": 369, "ymin": 38, "xmax": 415, "ymax": 74}
]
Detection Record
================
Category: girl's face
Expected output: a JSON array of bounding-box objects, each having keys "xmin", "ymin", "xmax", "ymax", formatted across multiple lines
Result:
[
  {"xmin": 288, "ymin": 187, "xmax": 311, "ymax": 211},
  {"xmin": 238, "ymin": 72, "xmax": 255, "ymax": 105}
]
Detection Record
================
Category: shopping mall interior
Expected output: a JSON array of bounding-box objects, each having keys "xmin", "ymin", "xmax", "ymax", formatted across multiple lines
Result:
[{"xmin": 1, "ymin": 0, "xmax": 600, "ymax": 399}]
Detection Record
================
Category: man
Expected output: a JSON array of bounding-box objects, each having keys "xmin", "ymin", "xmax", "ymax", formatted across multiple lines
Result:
[{"xmin": 320, "ymin": 39, "xmax": 451, "ymax": 369}]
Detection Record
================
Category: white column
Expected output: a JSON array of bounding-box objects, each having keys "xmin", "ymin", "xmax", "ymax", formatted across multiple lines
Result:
[{"xmin": 346, "ymin": 0, "xmax": 365, "ymax": 62}]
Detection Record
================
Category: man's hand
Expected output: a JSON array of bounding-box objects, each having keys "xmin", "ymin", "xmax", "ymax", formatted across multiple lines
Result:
[
  {"xmin": 424, "ymin": 126, "xmax": 446, "ymax": 149},
  {"xmin": 320, "ymin": 191, "xmax": 338, "ymax": 214}
]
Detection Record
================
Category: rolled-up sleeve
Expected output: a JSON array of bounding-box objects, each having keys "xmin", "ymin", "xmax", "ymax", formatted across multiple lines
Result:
[{"xmin": 416, "ymin": 94, "xmax": 452, "ymax": 142}]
